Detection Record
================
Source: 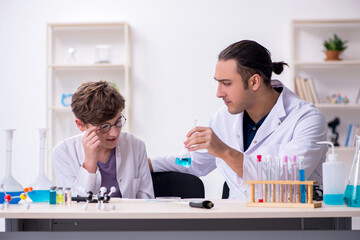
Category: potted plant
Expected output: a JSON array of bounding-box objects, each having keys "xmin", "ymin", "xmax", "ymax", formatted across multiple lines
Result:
[{"xmin": 323, "ymin": 34, "xmax": 348, "ymax": 61}]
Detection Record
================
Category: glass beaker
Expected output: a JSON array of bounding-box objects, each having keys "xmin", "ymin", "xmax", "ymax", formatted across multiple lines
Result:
[
  {"xmin": 344, "ymin": 135, "xmax": 360, "ymax": 207},
  {"xmin": 175, "ymin": 149, "xmax": 192, "ymax": 167}
]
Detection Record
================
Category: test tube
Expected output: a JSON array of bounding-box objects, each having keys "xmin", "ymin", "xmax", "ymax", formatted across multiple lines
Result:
[
  {"xmin": 283, "ymin": 156, "xmax": 288, "ymax": 202},
  {"xmin": 275, "ymin": 156, "xmax": 281, "ymax": 202},
  {"xmin": 265, "ymin": 155, "xmax": 272, "ymax": 202},
  {"xmin": 298, "ymin": 156, "xmax": 306, "ymax": 203},
  {"xmin": 291, "ymin": 155, "xmax": 298, "ymax": 203},
  {"xmin": 257, "ymin": 155, "xmax": 263, "ymax": 203}
]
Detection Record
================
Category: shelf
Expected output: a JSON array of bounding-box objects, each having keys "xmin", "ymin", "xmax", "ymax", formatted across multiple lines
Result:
[
  {"xmin": 48, "ymin": 64, "xmax": 126, "ymax": 69},
  {"xmin": 46, "ymin": 22, "xmax": 131, "ymax": 182},
  {"xmin": 333, "ymin": 147, "xmax": 356, "ymax": 151},
  {"xmin": 292, "ymin": 19, "xmax": 360, "ymax": 28},
  {"xmin": 48, "ymin": 107, "xmax": 72, "ymax": 112},
  {"xmin": 291, "ymin": 19, "xmax": 360, "ymax": 149},
  {"xmin": 49, "ymin": 22, "xmax": 127, "ymax": 28},
  {"xmin": 315, "ymin": 104, "xmax": 360, "ymax": 109},
  {"xmin": 294, "ymin": 61, "xmax": 360, "ymax": 67}
]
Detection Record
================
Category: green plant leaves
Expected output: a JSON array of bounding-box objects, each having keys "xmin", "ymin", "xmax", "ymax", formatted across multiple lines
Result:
[{"xmin": 323, "ymin": 34, "xmax": 348, "ymax": 51}]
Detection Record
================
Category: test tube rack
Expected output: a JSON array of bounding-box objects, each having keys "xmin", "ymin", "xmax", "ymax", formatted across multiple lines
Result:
[{"xmin": 246, "ymin": 180, "xmax": 322, "ymax": 208}]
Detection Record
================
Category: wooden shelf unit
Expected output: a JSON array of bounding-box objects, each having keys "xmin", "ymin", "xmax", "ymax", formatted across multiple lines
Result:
[
  {"xmin": 290, "ymin": 19, "xmax": 360, "ymax": 153},
  {"xmin": 46, "ymin": 22, "xmax": 131, "ymax": 181}
]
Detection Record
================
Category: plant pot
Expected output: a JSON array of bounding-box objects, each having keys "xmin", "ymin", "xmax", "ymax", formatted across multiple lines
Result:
[{"xmin": 325, "ymin": 50, "xmax": 341, "ymax": 61}]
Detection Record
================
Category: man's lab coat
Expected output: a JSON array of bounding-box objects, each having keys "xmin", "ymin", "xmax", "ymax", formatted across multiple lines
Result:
[
  {"xmin": 151, "ymin": 81, "xmax": 328, "ymax": 199},
  {"xmin": 53, "ymin": 132, "xmax": 154, "ymax": 198}
]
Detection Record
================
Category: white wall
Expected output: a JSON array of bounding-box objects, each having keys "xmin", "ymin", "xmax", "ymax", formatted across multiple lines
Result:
[{"xmin": 0, "ymin": 0, "xmax": 359, "ymax": 199}]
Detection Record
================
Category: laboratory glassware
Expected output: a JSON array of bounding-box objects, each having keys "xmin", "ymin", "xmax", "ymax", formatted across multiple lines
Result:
[
  {"xmin": 257, "ymin": 155, "xmax": 263, "ymax": 202},
  {"xmin": 176, "ymin": 149, "xmax": 192, "ymax": 167},
  {"xmin": 298, "ymin": 156, "xmax": 306, "ymax": 203},
  {"xmin": 175, "ymin": 119, "xmax": 197, "ymax": 168},
  {"xmin": 344, "ymin": 135, "xmax": 360, "ymax": 207},
  {"xmin": 265, "ymin": 155, "xmax": 271, "ymax": 202},
  {"xmin": 291, "ymin": 155, "xmax": 298, "ymax": 203},
  {"xmin": 57, "ymin": 187, "xmax": 65, "ymax": 204},
  {"xmin": 65, "ymin": 187, "xmax": 72, "ymax": 206},
  {"xmin": 317, "ymin": 141, "xmax": 344, "ymax": 205},
  {"xmin": 0, "ymin": 129, "xmax": 23, "ymax": 204},
  {"xmin": 49, "ymin": 186, "xmax": 57, "ymax": 205},
  {"xmin": 275, "ymin": 156, "xmax": 281, "ymax": 202},
  {"xmin": 283, "ymin": 156, "xmax": 288, "ymax": 202},
  {"xmin": 28, "ymin": 128, "xmax": 54, "ymax": 202}
]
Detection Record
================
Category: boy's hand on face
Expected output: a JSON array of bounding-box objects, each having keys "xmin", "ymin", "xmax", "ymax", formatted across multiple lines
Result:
[
  {"xmin": 184, "ymin": 126, "xmax": 228, "ymax": 159},
  {"xmin": 82, "ymin": 126, "xmax": 101, "ymax": 173}
]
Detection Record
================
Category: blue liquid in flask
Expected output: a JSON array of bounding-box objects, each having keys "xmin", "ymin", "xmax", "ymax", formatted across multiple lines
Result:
[
  {"xmin": 324, "ymin": 194, "xmax": 344, "ymax": 205},
  {"xmin": 28, "ymin": 190, "xmax": 50, "ymax": 202},
  {"xmin": 344, "ymin": 185, "xmax": 360, "ymax": 207},
  {"xmin": 175, "ymin": 157, "xmax": 191, "ymax": 167},
  {"xmin": 0, "ymin": 191, "xmax": 23, "ymax": 204}
]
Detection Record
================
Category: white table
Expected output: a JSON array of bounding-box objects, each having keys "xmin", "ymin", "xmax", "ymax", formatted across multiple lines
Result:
[{"xmin": 1, "ymin": 199, "xmax": 359, "ymax": 231}]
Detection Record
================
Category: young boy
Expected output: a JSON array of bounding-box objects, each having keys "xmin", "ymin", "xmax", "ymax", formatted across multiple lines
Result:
[{"xmin": 53, "ymin": 81, "xmax": 154, "ymax": 198}]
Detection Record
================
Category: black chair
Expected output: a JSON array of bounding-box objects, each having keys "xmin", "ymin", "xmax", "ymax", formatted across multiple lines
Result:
[
  {"xmin": 222, "ymin": 181, "xmax": 229, "ymax": 199},
  {"xmin": 151, "ymin": 171, "xmax": 205, "ymax": 198}
]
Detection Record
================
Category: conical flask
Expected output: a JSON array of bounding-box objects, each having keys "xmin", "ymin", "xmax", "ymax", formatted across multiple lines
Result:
[
  {"xmin": 175, "ymin": 149, "xmax": 192, "ymax": 167},
  {"xmin": 0, "ymin": 129, "xmax": 23, "ymax": 204},
  {"xmin": 344, "ymin": 135, "xmax": 360, "ymax": 207},
  {"xmin": 28, "ymin": 128, "xmax": 54, "ymax": 202},
  {"xmin": 175, "ymin": 119, "xmax": 197, "ymax": 168}
]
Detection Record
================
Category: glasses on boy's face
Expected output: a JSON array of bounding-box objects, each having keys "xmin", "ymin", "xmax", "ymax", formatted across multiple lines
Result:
[{"xmin": 98, "ymin": 114, "xmax": 127, "ymax": 133}]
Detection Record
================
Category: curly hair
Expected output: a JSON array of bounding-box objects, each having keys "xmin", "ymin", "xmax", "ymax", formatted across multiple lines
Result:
[{"xmin": 71, "ymin": 81, "xmax": 125, "ymax": 124}]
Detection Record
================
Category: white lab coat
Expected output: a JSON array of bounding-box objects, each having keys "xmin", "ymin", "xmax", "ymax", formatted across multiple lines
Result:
[
  {"xmin": 151, "ymin": 81, "xmax": 328, "ymax": 199},
  {"xmin": 52, "ymin": 131, "xmax": 154, "ymax": 199}
]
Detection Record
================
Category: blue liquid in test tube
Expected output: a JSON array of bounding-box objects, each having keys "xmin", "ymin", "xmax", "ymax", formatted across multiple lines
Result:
[{"xmin": 298, "ymin": 156, "xmax": 306, "ymax": 203}]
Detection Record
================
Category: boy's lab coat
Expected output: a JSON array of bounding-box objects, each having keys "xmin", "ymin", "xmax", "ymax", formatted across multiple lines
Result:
[
  {"xmin": 152, "ymin": 81, "xmax": 328, "ymax": 199},
  {"xmin": 53, "ymin": 132, "xmax": 154, "ymax": 198}
]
